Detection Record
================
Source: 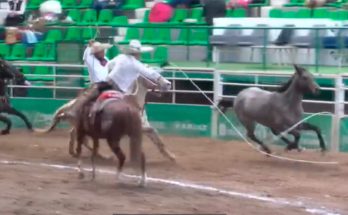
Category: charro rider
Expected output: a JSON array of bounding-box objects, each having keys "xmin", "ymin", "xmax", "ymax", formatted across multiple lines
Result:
[
  {"xmin": 83, "ymin": 40, "xmax": 111, "ymax": 84},
  {"xmin": 68, "ymin": 39, "xmax": 171, "ymax": 120}
]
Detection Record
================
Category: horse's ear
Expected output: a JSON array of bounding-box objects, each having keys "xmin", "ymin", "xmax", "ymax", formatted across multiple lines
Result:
[{"xmin": 293, "ymin": 64, "xmax": 303, "ymax": 75}]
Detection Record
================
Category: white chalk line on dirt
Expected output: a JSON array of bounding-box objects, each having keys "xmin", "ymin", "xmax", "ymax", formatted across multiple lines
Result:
[{"xmin": 0, "ymin": 159, "xmax": 341, "ymax": 215}]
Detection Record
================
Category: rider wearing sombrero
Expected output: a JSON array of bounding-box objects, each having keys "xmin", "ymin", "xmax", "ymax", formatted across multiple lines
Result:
[{"xmin": 68, "ymin": 39, "xmax": 171, "ymax": 120}]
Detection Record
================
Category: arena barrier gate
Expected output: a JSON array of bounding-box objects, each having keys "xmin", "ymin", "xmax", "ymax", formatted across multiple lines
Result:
[{"xmin": 5, "ymin": 64, "xmax": 348, "ymax": 153}]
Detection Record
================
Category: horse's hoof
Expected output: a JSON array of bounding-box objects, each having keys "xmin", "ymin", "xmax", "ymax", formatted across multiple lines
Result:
[
  {"xmin": 138, "ymin": 179, "xmax": 146, "ymax": 188},
  {"xmin": 78, "ymin": 172, "xmax": 85, "ymax": 179},
  {"xmin": 167, "ymin": 154, "xmax": 177, "ymax": 163},
  {"xmin": 1, "ymin": 130, "xmax": 9, "ymax": 135},
  {"xmin": 321, "ymin": 149, "xmax": 327, "ymax": 156}
]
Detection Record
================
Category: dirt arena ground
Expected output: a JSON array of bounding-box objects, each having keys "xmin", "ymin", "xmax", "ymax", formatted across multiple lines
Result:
[{"xmin": 0, "ymin": 130, "xmax": 347, "ymax": 215}]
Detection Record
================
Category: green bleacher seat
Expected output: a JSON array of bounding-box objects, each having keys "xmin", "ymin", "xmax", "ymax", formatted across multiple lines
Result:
[
  {"xmin": 82, "ymin": 28, "xmax": 97, "ymax": 42},
  {"xmin": 142, "ymin": 46, "xmax": 168, "ymax": 64},
  {"xmin": 313, "ymin": 8, "xmax": 330, "ymax": 18},
  {"xmin": 28, "ymin": 43, "xmax": 56, "ymax": 61},
  {"xmin": 284, "ymin": 0, "xmax": 305, "ymax": 7},
  {"xmin": 141, "ymin": 28, "xmax": 156, "ymax": 44},
  {"xmin": 20, "ymin": 66, "xmax": 32, "ymax": 76},
  {"xmin": 227, "ymin": 8, "xmax": 247, "ymax": 17},
  {"xmin": 170, "ymin": 29, "xmax": 189, "ymax": 45},
  {"xmin": 98, "ymin": 9, "xmax": 113, "ymax": 25},
  {"xmin": 79, "ymin": 9, "xmax": 97, "ymax": 25},
  {"xmin": 269, "ymin": 8, "xmax": 283, "ymax": 18},
  {"xmin": 152, "ymin": 28, "xmax": 171, "ymax": 44},
  {"xmin": 282, "ymin": 10, "xmax": 297, "ymax": 18},
  {"xmin": 77, "ymin": 0, "xmax": 93, "ymax": 8},
  {"xmin": 64, "ymin": 27, "xmax": 81, "ymax": 41},
  {"xmin": 110, "ymin": 16, "xmax": 129, "ymax": 26},
  {"xmin": 330, "ymin": 9, "xmax": 348, "ymax": 20},
  {"xmin": 122, "ymin": 0, "xmax": 145, "ymax": 10},
  {"xmin": 141, "ymin": 52, "xmax": 152, "ymax": 62},
  {"xmin": 61, "ymin": 0, "xmax": 76, "ymax": 9},
  {"xmin": 170, "ymin": 9, "xmax": 188, "ymax": 23},
  {"xmin": 26, "ymin": 0, "xmax": 43, "ymax": 9},
  {"xmin": 7, "ymin": 44, "xmax": 26, "ymax": 61},
  {"xmin": 297, "ymin": 8, "xmax": 311, "ymax": 18},
  {"xmin": 31, "ymin": 67, "xmax": 54, "ymax": 82},
  {"xmin": 107, "ymin": 45, "xmax": 119, "ymax": 59},
  {"xmin": 67, "ymin": 9, "xmax": 82, "ymax": 23},
  {"xmin": 43, "ymin": 29, "xmax": 63, "ymax": 43},
  {"xmin": 142, "ymin": 10, "xmax": 150, "ymax": 23},
  {"xmin": 118, "ymin": 28, "xmax": 140, "ymax": 44},
  {"xmin": 189, "ymin": 7, "xmax": 204, "ymax": 23},
  {"xmin": 188, "ymin": 29, "xmax": 209, "ymax": 46},
  {"xmin": 0, "ymin": 43, "xmax": 10, "ymax": 59}
]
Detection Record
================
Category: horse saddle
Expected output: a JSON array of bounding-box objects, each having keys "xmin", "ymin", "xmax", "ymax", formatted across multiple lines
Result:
[{"xmin": 89, "ymin": 90, "xmax": 124, "ymax": 125}]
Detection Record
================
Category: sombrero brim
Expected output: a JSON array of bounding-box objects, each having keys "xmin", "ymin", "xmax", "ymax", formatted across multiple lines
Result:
[{"xmin": 121, "ymin": 46, "xmax": 154, "ymax": 54}]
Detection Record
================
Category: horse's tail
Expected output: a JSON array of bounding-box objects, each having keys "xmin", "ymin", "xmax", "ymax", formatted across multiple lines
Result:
[
  {"xmin": 217, "ymin": 98, "xmax": 234, "ymax": 114},
  {"xmin": 33, "ymin": 99, "xmax": 76, "ymax": 133}
]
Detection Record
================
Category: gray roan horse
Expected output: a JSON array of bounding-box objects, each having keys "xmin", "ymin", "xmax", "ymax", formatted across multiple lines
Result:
[{"xmin": 218, "ymin": 65, "xmax": 326, "ymax": 154}]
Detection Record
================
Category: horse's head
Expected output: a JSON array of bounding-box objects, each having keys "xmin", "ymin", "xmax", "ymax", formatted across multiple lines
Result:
[
  {"xmin": 293, "ymin": 64, "xmax": 320, "ymax": 95},
  {"xmin": 138, "ymin": 67, "xmax": 171, "ymax": 92},
  {"xmin": 0, "ymin": 58, "xmax": 16, "ymax": 80}
]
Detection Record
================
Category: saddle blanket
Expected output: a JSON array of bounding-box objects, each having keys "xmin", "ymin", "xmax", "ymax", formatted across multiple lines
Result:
[{"xmin": 97, "ymin": 90, "xmax": 124, "ymax": 102}]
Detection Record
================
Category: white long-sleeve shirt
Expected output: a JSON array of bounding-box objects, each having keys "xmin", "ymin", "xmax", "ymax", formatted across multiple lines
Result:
[
  {"xmin": 83, "ymin": 47, "xmax": 109, "ymax": 83},
  {"xmin": 106, "ymin": 54, "xmax": 161, "ymax": 93}
]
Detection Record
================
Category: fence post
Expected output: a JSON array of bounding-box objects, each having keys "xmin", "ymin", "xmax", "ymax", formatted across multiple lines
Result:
[
  {"xmin": 331, "ymin": 75, "xmax": 344, "ymax": 152},
  {"xmin": 211, "ymin": 69, "xmax": 222, "ymax": 139}
]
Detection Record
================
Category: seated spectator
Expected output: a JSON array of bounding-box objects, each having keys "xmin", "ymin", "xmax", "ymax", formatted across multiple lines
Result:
[
  {"xmin": 93, "ymin": 0, "xmax": 124, "ymax": 16},
  {"xmin": 305, "ymin": 0, "xmax": 337, "ymax": 8},
  {"xmin": 202, "ymin": 0, "xmax": 226, "ymax": 26},
  {"xmin": 149, "ymin": 1, "xmax": 173, "ymax": 23},
  {"xmin": 4, "ymin": 0, "xmax": 26, "ymax": 26},
  {"xmin": 227, "ymin": 0, "xmax": 250, "ymax": 9}
]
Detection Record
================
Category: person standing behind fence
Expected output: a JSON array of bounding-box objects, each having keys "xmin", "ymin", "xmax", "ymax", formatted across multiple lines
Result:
[{"xmin": 83, "ymin": 40, "xmax": 112, "ymax": 84}]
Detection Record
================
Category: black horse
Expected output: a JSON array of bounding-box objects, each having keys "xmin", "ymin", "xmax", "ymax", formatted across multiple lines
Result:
[{"xmin": 0, "ymin": 59, "xmax": 32, "ymax": 134}]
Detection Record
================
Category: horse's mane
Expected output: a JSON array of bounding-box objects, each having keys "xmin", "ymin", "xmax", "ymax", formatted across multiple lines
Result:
[{"xmin": 276, "ymin": 75, "xmax": 294, "ymax": 93}]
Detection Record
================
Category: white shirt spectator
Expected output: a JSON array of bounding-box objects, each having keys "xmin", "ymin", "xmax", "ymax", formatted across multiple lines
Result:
[
  {"xmin": 83, "ymin": 46, "xmax": 109, "ymax": 83},
  {"xmin": 107, "ymin": 54, "xmax": 161, "ymax": 93}
]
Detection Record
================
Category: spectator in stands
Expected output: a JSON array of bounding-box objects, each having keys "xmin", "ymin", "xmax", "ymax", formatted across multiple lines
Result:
[
  {"xmin": 93, "ymin": 0, "xmax": 124, "ymax": 17},
  {"xmin": 227, "ymin": 0, "xmax": 250, "ymax": 9},
  {"xmin": 305, "ymin": 0, "xmax": 337, "ymax": 8},
  {"xmin": 202, "ymin": 0, "xmax": 226, "ymax": 26},
  {"xmin": 83, "ymin": 40, "xmax": 112, "ymax": 83},
  {"xmin": 4, "ymin": 0, "xmax": 26, "ymax": 26},
  {"xmin": 168, "ymin": 0, "xmax": 200, "ymax": 8}
]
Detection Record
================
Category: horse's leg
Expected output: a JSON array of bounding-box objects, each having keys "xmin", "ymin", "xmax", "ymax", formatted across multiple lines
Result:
[
  {"xmin": 139, "ymin": 152, "xmax": 146, "ymax": 187},
  {"xmin": 271, "ymin": 128, "xmax": 294, "ymax": 147},
  {"xmin": 300, "ymin": 122, "xmax": 326, "ymax": 152},
  {"xmin": 143, "ymin": 127, "xmax": 176, "ymax": 162},
  {"xmin": 76, "ymin": 132, "xmax": 85, "ymax": 179},
  {"xmin": 69, "ymin": 127, "xmax": 77, "ymax": 157},
  {"xmin": 91, "ymin": 137, "xmax": 99, "ymax": 180},
  {"xmin": 244, "ymin": 122, "xmax": 271, "ymax": 154},
  {"xmin": 3, "ymin": 106, "xmax": 32, "ymax": 131},
  {"xmin": 107, "ymin": 137, "xmax": 125, "ymax": 180},
  {"xmin": 287, "ymin": 130, "xmax": 301, "ymax": 152},
  {"xmin": 0, "ymin": 114, "xmax": 11, "ymax": 135}
]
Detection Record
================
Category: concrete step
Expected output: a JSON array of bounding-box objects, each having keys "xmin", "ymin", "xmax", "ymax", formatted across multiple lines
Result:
[{"xmin": 135, "ymin": 8, "xmax": 150, "ymax": 20}]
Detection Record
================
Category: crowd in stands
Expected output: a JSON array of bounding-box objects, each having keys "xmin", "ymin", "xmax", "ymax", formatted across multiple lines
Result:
[{"xmin": 0, "ymin": 0, "xmax": 345, "ymax": 65}]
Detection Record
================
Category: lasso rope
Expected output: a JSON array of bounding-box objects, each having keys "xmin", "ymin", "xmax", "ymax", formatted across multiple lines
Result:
[{"xmin": 168, "ymin": 62, "xmax": 339, "ymax": 165}]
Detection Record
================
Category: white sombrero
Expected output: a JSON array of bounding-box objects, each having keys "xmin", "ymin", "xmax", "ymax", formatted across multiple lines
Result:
[
  {"xmin": 122, "ymin": 39, "xmax": 154, "ymax": 54},
  {"xmin": 90, "ymin": 42, "xmax": 112, "ymax": 54}
]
